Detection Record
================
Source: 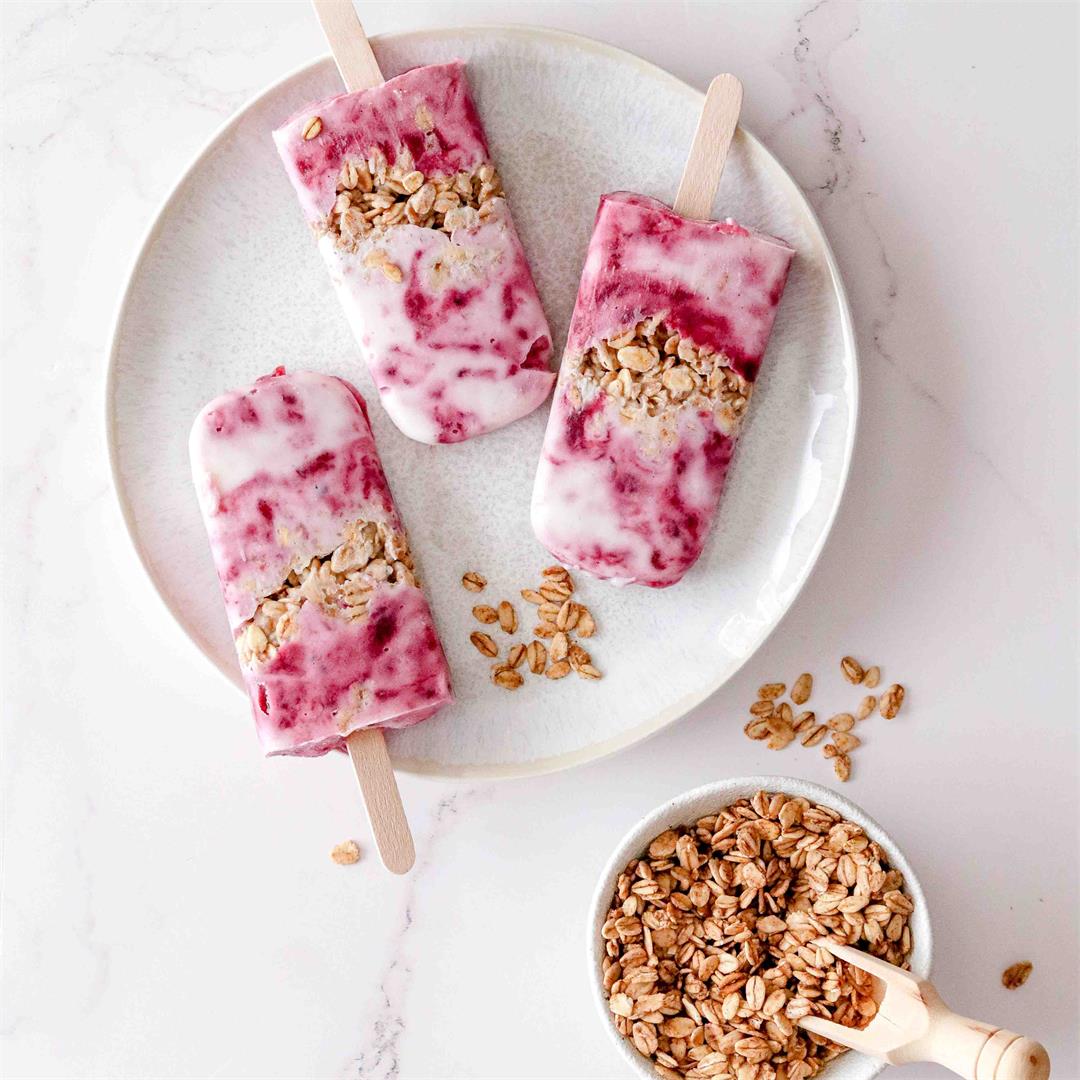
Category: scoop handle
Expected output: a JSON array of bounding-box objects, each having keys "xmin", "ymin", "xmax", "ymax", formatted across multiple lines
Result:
[{"xmin": 925, "ymin": 1011, "xmax": 1050, "ymax": 1080}]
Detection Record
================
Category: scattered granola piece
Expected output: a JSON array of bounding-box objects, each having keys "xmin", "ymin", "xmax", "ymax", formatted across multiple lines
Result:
[
  {"xmin": 497, "ymin": 600, "xmax": 517, "ymax": 634},
  {"xmin": 472, "ymin": 604, "xmax": 498, "ymax": 624},
  {"xmin": 525, "ymin": 640, "xmax": 547, "ymax": 675},
  {"xmin": 834, "ymin": 752, "xmax": 852, "ymax": 782},
  {"xmin": 832, "ymin": 731, "xmax": 861, "ymax": 753},
  {"xmin": 576, "ymin": 608, "xmax": 597, "ymax": 637},
  {"xmin": 461, "ymin": 571, "xmax": 486, "ymax": 592},
  {"xmin": 856, "ymin": 694, "xmax": 878, "ymax": 720},
  {"xmin": 330, "ymin": 840, "xmax": 361, "ymax": 865},
  {"xmin": 826, "ymin": 713, "xmax": 856, "ymax": 732},
  {"xmin": 841, "ymin": 656, "xmax": 865, "ymax": 684},
  {"xmin": 302, "ymin": 116, "xmax": 323, "ymax": 140},
  {"xmin": 492, "ymin": 666, "xmax": 524, "ymax": 690},
  {"xmin": 469, "ymin": 631, "xmax": 498, "ymax": 658},
  {"xmin": 546, "ymin": 660, "xmax": 571, "ymax": 680},
  {"xmin": 506, "ymin": 643, "xmax": 526, "ymax": 670},
  {"xmin": 864, "ymin": 665, "xmax": 881, "ymax": 689},
  {"xmin": 520, "ymin": 588, "xmax": 544, "ymax": 604},
  {"xmin": 758, "ymin": 682, "xmax": 786, "ymax": 700},
  {"xmin": 791, "ymin": 672, "xmax": 813, "ymax": 704},
  {"xmin": 1002, "ymin": 962, "xmax": 1033, "ymax": 990},
  {"xmin": 880, "ymin": 684, "xmax": 905, "ymax": 719}
]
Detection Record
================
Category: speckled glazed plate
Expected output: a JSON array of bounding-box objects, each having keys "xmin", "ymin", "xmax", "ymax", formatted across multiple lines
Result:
[{"xmin": 107, "ymin": 26, "xmax": 857, "ymax": 778}]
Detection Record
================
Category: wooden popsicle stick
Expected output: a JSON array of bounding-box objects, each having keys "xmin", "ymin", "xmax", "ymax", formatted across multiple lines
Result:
[
  {"xmin": 346, "ymin": 728, "xmax": 415, "ymax": 875},
  {"xmin": 673, "ymin": 73, "xmax": 744, "ymax": 221},
  {"xmin": 309, "ymin": 0, "xmax": 414, "ymax": 876},
  {"xmin": 311, "ymin": 0, "xmax": 384, "ymax": 91}
]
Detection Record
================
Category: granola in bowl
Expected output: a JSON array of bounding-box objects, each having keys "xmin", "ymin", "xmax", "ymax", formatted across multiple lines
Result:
[{"xmin": 589, "ymin": 781, "xmax": 929, "ymax": 1080}]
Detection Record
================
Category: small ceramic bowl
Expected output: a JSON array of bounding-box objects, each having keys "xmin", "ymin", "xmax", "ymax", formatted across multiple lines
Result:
[{"xmin": 587, "ymin": 776, "xmax": 933, "ymax": 1080}]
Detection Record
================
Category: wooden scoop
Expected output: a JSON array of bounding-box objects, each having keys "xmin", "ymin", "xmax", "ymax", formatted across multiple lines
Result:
[
  {"xmin": 799, "ymin": 939, "xmax": 1050, "ymax": 1080},
  {"xmin": 309, "ymin": 0, "xmax": 413, "ymax": 875}
]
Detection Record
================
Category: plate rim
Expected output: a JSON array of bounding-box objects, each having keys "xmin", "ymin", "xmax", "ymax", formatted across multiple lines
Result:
[{"xmin": 105, "ymin": 23, "xmax": 859, "ymax": 780}]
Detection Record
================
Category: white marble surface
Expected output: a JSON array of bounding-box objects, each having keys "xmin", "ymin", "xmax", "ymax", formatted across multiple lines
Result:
[{"xmin": 1, "ymin": 2, "xmax": 1077, "ymax": 1078}]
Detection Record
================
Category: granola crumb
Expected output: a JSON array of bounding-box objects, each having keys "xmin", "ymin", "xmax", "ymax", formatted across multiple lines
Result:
[
  {"xmin": 302, "ymin": 116, "xmax": 323, "ymax": 140},
  {"xmin": 461, "ymin": 571, "xmax": 486, "ymax": 592},
  {"xmin": 330, "ymin": 840, "xmax": 361, "ymax": 865},
  {"xmin": 1002, "ymin": 962, "xmax": 1033, "ymax": 990}
]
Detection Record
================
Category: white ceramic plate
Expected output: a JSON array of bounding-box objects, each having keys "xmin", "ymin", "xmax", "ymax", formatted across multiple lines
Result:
[
  {"xmin": 108, "ymin": 27, "xmax": 857, "ymax": 778},
  {"xmin": 587, "ymin": 778, "xmax": 932, "ymax": 1080}
]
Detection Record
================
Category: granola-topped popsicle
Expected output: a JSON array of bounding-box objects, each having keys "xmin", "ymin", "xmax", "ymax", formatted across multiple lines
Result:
[
  {"xmin": 273, "ymin": 60, "xmax": 554, "ymax": 444},
  {"xmin": 531, "ymin": 192, "xmax": 794, "ymax": 588},
  {"xmin": 190, "ymin": 368, "xmax": 452, "ymax": 756},
  {"xmin": 531, "ymin": 77, "xmax": 794, "ymax": 588}
]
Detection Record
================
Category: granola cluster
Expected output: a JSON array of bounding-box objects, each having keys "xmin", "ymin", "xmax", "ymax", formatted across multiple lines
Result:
[
  {"xmin": 745, "ymin": 659, "xmax": 907, "ymax": 784},
  {"xmin": 462, "ymin": 565, "xmax": 601, "ymax": 687},
  {"xmin": 236, "ymin": 519, "xmax": 415, "ymax": 667},
  {"xmin": 325, "ymin": 148, "xmax": 504, "ymax": 251},
  {"xmin": 571, "ymin": 317, "xmax": 752, "ymax": 432},
  {"xmin": 601, "ymin": 791, "xmax": 914, "ymax": 1080}
]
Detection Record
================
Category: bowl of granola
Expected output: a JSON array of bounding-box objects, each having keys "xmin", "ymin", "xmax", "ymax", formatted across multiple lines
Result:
[{"xmin": 588, "ymin": 778, "xmax": 932, "ymax": 1080}]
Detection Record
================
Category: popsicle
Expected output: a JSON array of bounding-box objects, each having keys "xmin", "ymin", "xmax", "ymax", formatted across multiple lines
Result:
[
  {"xmin": 531, "ymin": 76, "xmax": 795, "ymax": 588},
  {"xmin": 190, "ymin": 368, "xmax": 452, "ymax": 871},
  {"xmin": 272, "ymin": 3, "xmax": 554, "ymax": 445},
  {"xmin": 191, "ymin": 367, "xmax": 452, "ymax": 751}
]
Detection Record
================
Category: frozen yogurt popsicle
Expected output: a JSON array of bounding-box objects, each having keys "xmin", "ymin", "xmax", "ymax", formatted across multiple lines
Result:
[
  {"xmin": 531, "ymin": 191, "xmax": 794, "ymax": 588},
  {"xmin": 273, "ymin": 60, "xmax": 554, "ymax": 444},
  {"xmin": 190, "ymin": 368, "xmax": 452, "ymax": 755}
]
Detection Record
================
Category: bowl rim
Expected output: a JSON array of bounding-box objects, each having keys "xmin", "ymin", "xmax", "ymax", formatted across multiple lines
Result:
[{"xmin": 586, "ymin": 776, "xmax": 933, "ymax": 1080}]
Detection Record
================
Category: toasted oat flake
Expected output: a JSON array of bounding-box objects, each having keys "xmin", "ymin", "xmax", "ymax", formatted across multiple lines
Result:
[
  {"xmin": 330, "ymin": 839, "xmax": 360, "ymax": 865},
  {"xmin": 856, "ymin": 695, "xmax": 878, "ymax": 720},
  {"xmin": 826, "ymin": 713, "xmax": 855, "ymax": 733},
  {"xmin": 791, "ymin": 672, "xmax": 813, "ymax": 704},
  {"xmin": 472, "ymin": 604, "xmax": 498, "ymax": 624},
  {"xmin": 1001, "ymin": 962, "xmax": 1033, "ymax": 990},
  {"xmin": 834, "ymin": 753, "xmax": 852, "ymax": 782},
  {"xmin": 492, "ymin": 666, "xmax": 524, "ymax": 690},
  {"xmin": 520, "ymin": 588, "xmax": 545, "ymax": 604},
  {"xmin": 525, "ymin": 640, "xmax": 547, "ymax": 675},
  {"xmin": 469, "ymin": 631, "xmax": 498, "ymax": 657},
  {"xmin": 302, "ymin": 116, "xmax": 323, "ymax": 140},
  {"xmin": 546, "ymin": 660, "xmax": 571, "ymax": 680},
  {"xmin": 758, "ymin": 682, "xmax": 786, "ymax": 700},
  {"xmin": 577, "ymin": 663, "xmax": 602, "ymax": 680},
  {"xmin": 880, "ymin": 684, "xmax": 905, "ymax": 719},
  {"xmin": 506, "ymin": 643, "xmax": 526, "ymax": 670},
  {"xmin": 461, "ymin": 571, "xmax": 486, "ymax": 592},
  {"xmin": 576, "ymin": 608, "xmax": 597, "ymax": 638},
  {"xmin": 497, "ymin": 600, "xmax": 517, "ymax": 634},
  {"xmin": 864, "ymin": 665, "xmax": 881, "ymax": 689},
  {"xmin": 832, "ymin": 731, "xmax": 861, "ymax": 753},
  {"xmin": 841, "ymin": 656, "xmax": 865, "ymax": 684}
]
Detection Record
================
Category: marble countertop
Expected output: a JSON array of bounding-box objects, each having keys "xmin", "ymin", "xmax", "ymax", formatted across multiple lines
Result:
[{"xmin": 2, "ymin": 2, "xmax": 1076, "ymax": 1078}]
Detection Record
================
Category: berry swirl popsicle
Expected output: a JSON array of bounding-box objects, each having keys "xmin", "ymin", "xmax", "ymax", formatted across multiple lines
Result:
[
  {"xmin": 190, "ymin": 368, "xmax": 452, "ymax": 756},
  {"xmin": 531, "ymin": 77, "xmax": 795, "ymax": 588},
  {"xmin": 273, "ymin": 60, "xmax": 554, "ymax": 444}
]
